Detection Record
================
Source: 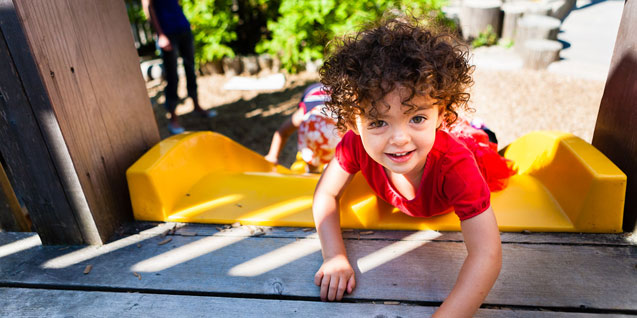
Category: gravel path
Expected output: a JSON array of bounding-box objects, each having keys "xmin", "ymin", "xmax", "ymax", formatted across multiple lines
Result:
[{"xmin": 468, "ymin": 67, "xmax": 605, "ymax": 148}]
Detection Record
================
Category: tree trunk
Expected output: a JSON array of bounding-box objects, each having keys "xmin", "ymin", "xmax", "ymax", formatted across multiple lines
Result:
[
  {"xmin": 515, "ymin": 14, "xmax": 561, "ymax": 53},
  {"xmin": 521, "ymin": 39, "xmax": 562, "ymax": 69},
  {"xmin": 501, "ymin": 2, "xmax": 526, "ymax": 40},
  {"xmin": 460, "ymin": 0, "xmax": 503, "ymax": 41}
]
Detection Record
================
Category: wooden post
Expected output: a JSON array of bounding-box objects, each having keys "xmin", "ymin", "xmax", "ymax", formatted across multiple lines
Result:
[
  {"xmin": 521, "ymin": 39, "xmax": 562, "ymax": 70},
  {"xmin": 0, "ymin": 161, "xmax": 30, "ymax": 232},
  {"xmin": 0, "ymin": 1, "xmax": 160, "ymax": 244},
  {"xmin": 460, "ymin": 0, "xmax": 503, "ymax": 41},
  {"xmin": 548, "ymin": 0, "xmax": 576, "ymax": 21},
  {"xmin": 592, "ymin": 0, "xmax": 637, "ymax": 233},
  {"xmin": 514, "ymin": 14, "xmax": 561, "ymax": 53},
  {"xmin": 501, "ymin": 2, "xmax": 526, "ymax": 41}
]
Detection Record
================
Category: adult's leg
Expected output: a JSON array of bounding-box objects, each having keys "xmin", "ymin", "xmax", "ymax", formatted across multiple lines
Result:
[
  {"xmin": 176, "ymin": 31, "xmax": 200, "ymax": 107},
  {"xmin": 161, "ymin": 38, "xmax": 181, "ymax": 128},
  {"xmin": 176, "ymin": 30, "xmax": 216, "ymax": 117}
]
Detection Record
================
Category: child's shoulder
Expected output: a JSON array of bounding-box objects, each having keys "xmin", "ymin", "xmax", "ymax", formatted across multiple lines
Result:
[{"xmin": 433, "ymin": 130, "xmax": 475, "ymax": 160}]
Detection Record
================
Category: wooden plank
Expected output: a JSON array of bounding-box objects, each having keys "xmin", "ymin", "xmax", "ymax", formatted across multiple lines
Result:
[
  {"xmin": 0, "ymin": 288, "xmax": 632, "ymax": 318},
  {"xmin": 5, "ymin": 0, "xmax": 160, "ymax": 244},
  {"xmin": 0, "ymin": 5, "xmax": 86, "ymax": 244},
  {"xmin": 0, "ymin": 161, "xmax": 29, "ymax": 231},
  {"xmin": 117, "ymin": 222, "xmax": 637, "ymax": 246},
  {"xmin": 592, "ymin": 0, "xmax": 637, "ymax": 232},
  {"xmin": 0, "ymin": 232, "xmax": 634, "ymax": 312}
]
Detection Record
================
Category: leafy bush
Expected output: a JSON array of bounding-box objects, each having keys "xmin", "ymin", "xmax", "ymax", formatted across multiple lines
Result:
[
  {"xmin": 257, "ymin": 0, "xmax": 452, "ymax": 73},
  {"xmin": 181, "ymin": 0, "xmax": 238, "ymax": 63},
  {"xmin": 126, "ymin": 0, "xmax": 453, "ymax": 72},
  {"xmin": 471, "ymin": 24, "xmax": 498, "ymax": 48}
]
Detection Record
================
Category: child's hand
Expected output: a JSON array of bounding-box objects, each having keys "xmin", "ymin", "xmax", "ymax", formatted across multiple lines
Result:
[{"xmin": 314, "ymin": 254, "xmax": 356, "ymax": 301}]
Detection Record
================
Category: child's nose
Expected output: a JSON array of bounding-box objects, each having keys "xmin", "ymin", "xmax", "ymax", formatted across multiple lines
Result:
[{"xmin": 389, "ymin": 126, "xmax": 410, "ymax": 145}]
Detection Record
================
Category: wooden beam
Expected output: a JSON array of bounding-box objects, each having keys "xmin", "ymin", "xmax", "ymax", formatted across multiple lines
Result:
[
  {"xmin": 0, "ymin": 1, "xmax": 160, "ymax": 244},
  {"xmin": 0, "ymin": 160, "xmax": 30, "ymax": 232},
  {"xmin": 592, "ymin": 0, "xmax": 637, "ymax": 232},
  {"xmin": 0, "ymin": 288, "xmax": 629, "ymax": 318},
  {"xmin": 0, "ymin": 5, "xmax": 86, "ymax": 244},
  {"xmin": 0, "ymin": 232, "xmax": 634, "ymax": 311}
]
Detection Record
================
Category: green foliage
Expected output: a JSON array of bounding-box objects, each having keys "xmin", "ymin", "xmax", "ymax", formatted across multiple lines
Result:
[
  {"xmin": 498, "ymin": 38, "xmax": 514, "ymax": 49},
  {"xmin": 257, "ymin": 0, "xmax": 452, "ymax": 73},
  {"xmin": 124, "ymin": 0, "xmax": 454, "ymax": 72},
  {"xmin": 471, "ymin": 24, "xmax": 498, "ymax": 48},
  {"xmin": 181, "ymin": 0, "xmax": 238, "ymax": 63},
  {"xmin": 124, "ymin": 0, "xmax": 146, "ymax": 24}
]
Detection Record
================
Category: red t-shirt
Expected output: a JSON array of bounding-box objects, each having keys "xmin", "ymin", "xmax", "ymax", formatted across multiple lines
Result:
[{"xmin": 335, "ymin": 130, "xmax": 490, "ymax": 221}]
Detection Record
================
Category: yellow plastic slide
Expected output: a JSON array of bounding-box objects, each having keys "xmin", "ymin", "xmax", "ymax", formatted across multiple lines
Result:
[{"xmin": 126, "ymin": 131, "xmax": 626, "ymax": 233}]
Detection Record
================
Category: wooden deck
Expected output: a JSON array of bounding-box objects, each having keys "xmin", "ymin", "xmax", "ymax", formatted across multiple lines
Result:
[{"xmin": 0, "ymin": 223, "xmax": 635, "ymax": 317}]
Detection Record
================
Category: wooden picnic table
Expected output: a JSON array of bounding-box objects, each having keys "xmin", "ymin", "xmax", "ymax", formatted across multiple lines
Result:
[{"xmin": 0, "ymin": 223, "xmax": 635, "ymax": 317}]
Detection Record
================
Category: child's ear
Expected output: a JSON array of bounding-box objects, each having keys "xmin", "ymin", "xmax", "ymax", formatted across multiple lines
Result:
[
  {"xmin": 346, "ymin": 119, "xmax": 360, "ymax": 135},
  {"xmin": 436, "ymin": 106, "xmax": 446, "ymax": 129}
]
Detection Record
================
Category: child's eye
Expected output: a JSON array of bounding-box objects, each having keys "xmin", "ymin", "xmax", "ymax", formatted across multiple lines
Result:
[
  {"xmin": 411, "ymin": 115, "xmax": 426, "ymax": 124},
  {"xmin": 368, "ymin": 120, "xmax": 386, "ymax": 128}
]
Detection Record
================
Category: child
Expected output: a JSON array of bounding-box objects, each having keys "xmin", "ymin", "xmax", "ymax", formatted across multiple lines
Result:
[
  {"xmin": 312, "ymin": 16, "xmax": 507, "ymax": 317},
  {"xmin": 265, "ymin": 83, "xmax": 341, "ymax": 173}
]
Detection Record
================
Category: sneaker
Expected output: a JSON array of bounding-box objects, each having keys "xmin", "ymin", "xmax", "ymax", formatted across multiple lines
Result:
[
  {"xmin": 167, "ymin": 122, "xmax": 185, "ymax": 135},
  {"xmin": 197, "ymin": 109, "xmax": 217, "ymax": 118}
]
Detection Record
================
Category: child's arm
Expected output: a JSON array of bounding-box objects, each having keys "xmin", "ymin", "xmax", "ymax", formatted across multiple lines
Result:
[
  {"xmin": 312, "ymin": 158, "xmax": 356, "ymax": 301},
  {"xmin": 434, "ymin": 207, "xmax": 502, "ymax": 318},
  {"xmin": 265, "ymin": 108, "xmax": 304, "ymax": 164}
]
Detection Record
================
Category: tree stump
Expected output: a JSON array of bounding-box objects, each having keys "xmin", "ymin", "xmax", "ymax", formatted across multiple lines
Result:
[
  {"xmin": 200, "ymin": 60, "xmax": 223, "ymax": 76},
  {"xmin": 139, "ymin": 59, "xmax": 162, "ymax": 81},
  {"xmin": 521, "ymin": 39, "xmax": 562, "ymax": 69},
  {"xmin": 222, "ymin": 56, "xmax": 243, "ymax": 77},
  {"xmin": 547, "ymin": 0, "xmax": 576, "ymax": 21},
  {"xmin": 257, "ymin": 54, "xmax": 273, "ymax": 72},
  {"xmin": 460, "ymin": 0, "xmax": 503, "ymax": 41},
  {"xmin": 501, "ymin": 2, "xmax": 527, "ymax": 40},
  {"xmin": 514, "ymin": 14, "xmax": 561, "ymax": 53},
  {"xmin": 241, "ymin": 55, "xmax": 260, "ymax": 75},
  {"xmin": 526, "ymin": 2, "xmax": 552, "ymax": 16}
]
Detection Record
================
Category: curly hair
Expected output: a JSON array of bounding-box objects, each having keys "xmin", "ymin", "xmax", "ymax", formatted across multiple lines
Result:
[{"xmin": 319, "ymin": 15, "xmax": 474, "ymax": 132}]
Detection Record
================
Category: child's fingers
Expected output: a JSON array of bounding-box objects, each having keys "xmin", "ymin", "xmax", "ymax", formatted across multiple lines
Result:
[
  {"xmin": 336, "ymin": 275, "xmax": 348, "ymax": 300},
  {"xmin": 328, "ymin": 275, "xmax": 340, "ymax": 301},
  {"xmin": 314, "ymin": 270, "xmax": 323, "ymax": 286},
  {"xmin": 347, "ymin": 275, "xmax": 356, "ymax": 294},
  {"xmin": 320, "ymin": 273, "xmax": 331, "ymax": 301}
]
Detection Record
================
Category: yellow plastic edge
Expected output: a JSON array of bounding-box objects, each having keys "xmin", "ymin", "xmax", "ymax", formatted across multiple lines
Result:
[{"xmin": 504, "ymin": 131, "xmax": 626, "ymax": 232}]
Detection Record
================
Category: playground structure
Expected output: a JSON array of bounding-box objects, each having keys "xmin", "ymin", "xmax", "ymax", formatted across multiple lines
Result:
[
  {"xmin": 0, "ymin": 0, "xmax": 634, "ymax": 246},
  {"xmin": 127, "ymin": 130, "xmax": 625, "ymax": 233},
  {"xmin": 0, "ymin": 1, "xmax": 635, "ymax": 316}
]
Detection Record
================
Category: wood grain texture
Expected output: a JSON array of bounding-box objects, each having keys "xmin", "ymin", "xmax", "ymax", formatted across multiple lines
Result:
[
  {"xmin": 0, "ymin": 287, "xmax": 632, "ymax": 318},
  {"xmin": 0, "ymin": 161, "xmax": 29, "ymax": 232},
  {"xmin": 592, "ymin": 0, "xmax": 637, "ymax": 232},
  {"xmin": 0, "ymin": 232, "xmax": 634, "ymax": 311},
  {"xmin": 116, "ymin": 222, "xmax": 637, "ymax": 246},
  {"xmin": 0, "ymin": 4, "xmax": 85, "ymax": 244},
  {"xmin": 9, "ymin": 0, "xmax": 160, "ymax": 243}
]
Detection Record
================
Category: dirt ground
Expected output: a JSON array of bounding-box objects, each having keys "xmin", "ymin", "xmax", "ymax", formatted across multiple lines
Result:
[{"xmin": 146, "ymin": 67, "xmax": 606, "ymax": 168}]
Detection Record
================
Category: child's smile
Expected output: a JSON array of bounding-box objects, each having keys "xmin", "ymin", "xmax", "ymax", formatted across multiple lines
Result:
[{"xmin": 353, "ymin": 88, "xmax": 444, "ymax": 188}]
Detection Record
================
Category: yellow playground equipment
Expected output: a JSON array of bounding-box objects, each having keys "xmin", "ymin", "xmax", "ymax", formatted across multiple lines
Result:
[{"xmin": 126, "ymin": 131, "xmax": 626, "ymax": 233}]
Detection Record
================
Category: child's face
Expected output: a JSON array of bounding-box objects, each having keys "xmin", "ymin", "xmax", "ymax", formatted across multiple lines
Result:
[{"xmin": 353, "ymin": 88, "xmax": 444, "ymax": 182}]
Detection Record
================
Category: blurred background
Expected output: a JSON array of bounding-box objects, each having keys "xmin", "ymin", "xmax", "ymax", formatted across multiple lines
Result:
[{"xmin": 124, "ymin": 0, "xmax": 624, "ymax": 167}]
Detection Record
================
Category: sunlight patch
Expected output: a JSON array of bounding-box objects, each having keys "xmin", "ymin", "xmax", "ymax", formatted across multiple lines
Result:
[
  {"xmin": 131, "ymin": 234, "xmax": 246, "ymax": 272},
  {"xmin": 357, "ymin": 231, "xmax": 441, "ymax": 274},
  {"xmin": 42, "ymin": 223, "xmax": 176, "ymax": 269},
  {"xmin": 0, "ymin": 235, "xmax": 41, "ymax": 259},
  {"xmin": 228, "ymin": 235, "xmax": 320, "ymax": 277}
]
